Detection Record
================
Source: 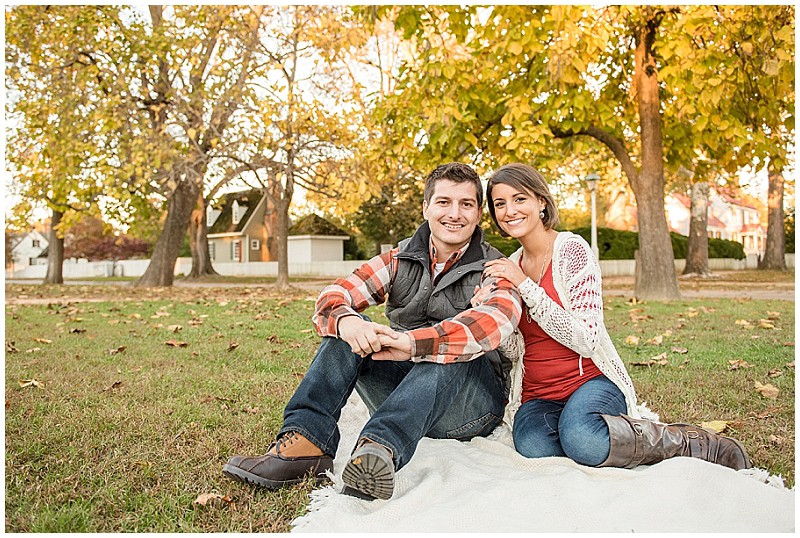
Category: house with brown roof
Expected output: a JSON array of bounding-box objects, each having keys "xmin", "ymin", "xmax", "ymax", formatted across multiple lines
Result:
[
  {"xmin": 206, "ymin": 190, "xmax": 349, "ymax": 264},
  {"xmin": 207, "ymin": 189, "xmax": 271, "ymax": 263}
]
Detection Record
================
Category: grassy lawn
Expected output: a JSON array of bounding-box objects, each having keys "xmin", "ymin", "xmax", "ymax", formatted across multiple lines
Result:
[{"xmin": 4, "ymin": 283, "xmax": 795, "ymax": 532}]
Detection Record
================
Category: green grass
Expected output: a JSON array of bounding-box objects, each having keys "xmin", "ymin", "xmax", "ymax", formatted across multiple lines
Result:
[{"xmin": 4, "ymin": 284, "xmax": 795, "ymax": 532}]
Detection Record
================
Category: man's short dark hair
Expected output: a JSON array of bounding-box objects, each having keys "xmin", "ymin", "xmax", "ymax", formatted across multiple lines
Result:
[{"xmin": 424, "ymin": 162, "xmax": 483, "ymax": 208}]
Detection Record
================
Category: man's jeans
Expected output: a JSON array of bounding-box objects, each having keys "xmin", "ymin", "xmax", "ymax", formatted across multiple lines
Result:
[
  {"xmin": 280, "ymin": 335, "xmax": 506, "ymax": 470},
  {"xmin": 512, "ymin": 375, "xmax": 627, "ymax": 467}
]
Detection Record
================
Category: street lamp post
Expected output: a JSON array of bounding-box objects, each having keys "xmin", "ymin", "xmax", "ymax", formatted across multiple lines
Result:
[{"xmin": 584, "ymin": 172, "xmax": 600, "ymax": 261}]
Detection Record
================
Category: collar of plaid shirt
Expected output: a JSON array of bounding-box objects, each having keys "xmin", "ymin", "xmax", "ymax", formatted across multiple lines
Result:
[{"xmin": 428, "ymin": 238, "xmax": 470, "ymax": 285}]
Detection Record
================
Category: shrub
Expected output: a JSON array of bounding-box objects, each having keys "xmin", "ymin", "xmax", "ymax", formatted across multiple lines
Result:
[
  {"xmin": 483, "ymin": 233, "xmax": 521, "ymax": 256},
  {"xmin": 564, "ymin": 227, "xmax": 745, "ymax": 260}
]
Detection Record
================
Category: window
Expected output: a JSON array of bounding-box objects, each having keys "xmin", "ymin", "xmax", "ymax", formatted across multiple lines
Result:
[
  {"xmin": 251, "ymin": 239, "xmax": 260, "ymax": 250},
  {"xmin": 231, "ymin": 240, "xmax": 241, "ymax": 262},
  {"xmin": 208, "ymin": 241, "xmax": 215, "ymax": 261},
  {"xmin": 32, "ymin": 239, "xmax": 40, "ymax": 248},
  {"xmin": 232, "ymin": 200, "xmax": 241, "ymax": 225},
  {"xmin": 29, "ymin": 257, "xmax": 36, "ymax": 265}
]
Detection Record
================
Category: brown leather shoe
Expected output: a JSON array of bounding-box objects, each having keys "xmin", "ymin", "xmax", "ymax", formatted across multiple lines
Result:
[{"xmin": 222, "ymin": 433, "xmax": 333, "ymax": 489}]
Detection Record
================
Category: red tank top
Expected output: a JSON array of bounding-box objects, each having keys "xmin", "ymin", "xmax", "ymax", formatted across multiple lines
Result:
[{"xmin": 520, "ymin": 260, "xmax": 602, "ymax": 403}]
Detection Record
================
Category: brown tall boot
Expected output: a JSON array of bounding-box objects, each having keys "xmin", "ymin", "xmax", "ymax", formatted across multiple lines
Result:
[{"xmin": 599, "ymin": 414, "xmax": 751, "ymax": 471}]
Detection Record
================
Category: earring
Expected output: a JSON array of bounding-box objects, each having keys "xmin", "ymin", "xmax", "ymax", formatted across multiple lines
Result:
[{"xmin": 539, "ymin": 209, "xmax": 545, "ymax": 220}]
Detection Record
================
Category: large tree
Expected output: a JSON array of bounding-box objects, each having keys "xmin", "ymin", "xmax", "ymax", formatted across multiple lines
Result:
[
  {"xmin": 379, "ymin": 5, "xmax": 793, "ymax": 298},
  {"xmin": 6, "ymin": 6, "xmax": 115, "ymax": 284}
]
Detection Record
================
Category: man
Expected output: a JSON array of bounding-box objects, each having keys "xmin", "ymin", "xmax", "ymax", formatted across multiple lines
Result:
[{"xmin": 223, "ymin": 162, "xmax": 522, "ymax": 500}]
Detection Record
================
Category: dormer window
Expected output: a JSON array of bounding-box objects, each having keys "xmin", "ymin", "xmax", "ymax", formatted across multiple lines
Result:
[
  {"xmin": 232, "ymin": 200, "xmax": 248, "ymax": 225},
  {"xmin": 206, "ymin": 204, "xmax": 221, "ymax": 227}
]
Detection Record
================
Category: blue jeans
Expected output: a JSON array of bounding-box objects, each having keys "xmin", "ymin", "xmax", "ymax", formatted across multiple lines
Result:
[
  {"xmin": 280, "ymin": 333, "xmax": 506, "ymax": 471},
  {"xmin": 512, "ymin": 375, "xmax": 626, "ymax": 467}
]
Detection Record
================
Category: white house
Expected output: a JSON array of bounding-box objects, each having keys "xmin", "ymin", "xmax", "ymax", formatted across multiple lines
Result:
[
  {"xmin": 9, "ymin": 229, "xmax": 49, "ymax": 268},
  {"xmin": 666, "ymin": 191, "xmax": 767, "ymax": 256}
]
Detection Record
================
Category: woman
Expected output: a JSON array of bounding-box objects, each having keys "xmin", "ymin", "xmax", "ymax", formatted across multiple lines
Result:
[{"xmin": 479, "ymin": 163, "xmax": 750, "ymax": 471}]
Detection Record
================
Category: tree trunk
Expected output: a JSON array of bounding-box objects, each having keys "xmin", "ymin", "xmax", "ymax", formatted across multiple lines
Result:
[
  {"xmin": 262, "ymin": 183, "xmax": 282, "ymax": 262},
  {"xmin": 187, "ymin": 190, "xmax": 219, "ymax": 278},
  {"xmin": 759, "ymin": 158, "xmax": 786, "ymax": 270},
  {"xmin": 136, "ymin": 180, "xmax": 200, "ymax": 287},
  {"xmin": 683, "ymin": 181, "xmax": 711, "ymax": 276},
  {"xmin": 631, "ymin": 12, "xmax": 680, "ymax": 300},
  {"xmin": 44, "ymin": 208, "xmax": 64, "ymax": 285},
  {"xmin": 274, "ymin": 195, "xmax": 291, "ymax": 289}
]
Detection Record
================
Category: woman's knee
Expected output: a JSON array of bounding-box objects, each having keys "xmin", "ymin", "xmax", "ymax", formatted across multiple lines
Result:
[
  {"xmin": 559, "ymin": 421, "xmax": 610, "ymax": 467},
  {"xmin": 513, "ymin": 427, "xmax": 563, "ymax": 459}
]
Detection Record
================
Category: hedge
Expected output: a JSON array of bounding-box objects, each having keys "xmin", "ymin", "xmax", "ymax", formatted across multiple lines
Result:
[{"xmin": 484, "ymin": 227, "xmax": 745, "ymax": 260}]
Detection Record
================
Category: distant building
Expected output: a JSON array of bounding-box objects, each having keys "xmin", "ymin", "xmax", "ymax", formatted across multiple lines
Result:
[
  {"xmin": 605, "ymin": 188, "xmax": 767, "ymax": 256},
  {"xmin": 206, "ymin": 190, "xmax": 349, "ymax": 264},
  {"xmin": 9, "ymin": 229, "xmax": 49, "ymax": 267},
  {"xmin": 207, "ymin": 189, "xmax": 270, "ymax": 263}
]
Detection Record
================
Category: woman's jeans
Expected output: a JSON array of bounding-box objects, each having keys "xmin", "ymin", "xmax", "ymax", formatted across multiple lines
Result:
[
  {"xmin": 512, "ymin": 375, "xmax": 627, "ymax": 467},
  {"xmin": 280, "ymin": 334, "xmax": 506, "ymax": 471}
]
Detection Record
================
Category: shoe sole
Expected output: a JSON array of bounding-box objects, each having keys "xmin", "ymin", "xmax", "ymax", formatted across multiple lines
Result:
[
  {"xmin": 341, "ymin": 445, "xmax": 394, "ymax": 500},
  {"xmin": 222, "ymin": 464, "xmax": 328, "ymax": 489}
]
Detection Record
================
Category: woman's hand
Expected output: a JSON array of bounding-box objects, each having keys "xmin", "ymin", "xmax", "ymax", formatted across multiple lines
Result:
[
  {"xmin": 483, "ymin": 258, "xmax": 528, "ymax": 287},
  {"xmin": 470, "ymin": 282, "xmax": 493, "ymax": 307}
]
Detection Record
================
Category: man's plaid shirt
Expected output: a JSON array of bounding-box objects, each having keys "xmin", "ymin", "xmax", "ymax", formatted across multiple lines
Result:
[{"xmin": 312, "ymin": 242, "xmax": 522, "ymax": 364}]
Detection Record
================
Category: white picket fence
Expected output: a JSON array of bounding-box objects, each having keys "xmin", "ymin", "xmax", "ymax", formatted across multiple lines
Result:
[{"xmin": 6, "ymin": 253, "xmax": 794, "ymax": 280}]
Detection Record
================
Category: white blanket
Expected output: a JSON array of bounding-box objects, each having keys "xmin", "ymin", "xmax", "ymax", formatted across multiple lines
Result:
[{"xmin": 292, "ymin": 395, "xmax": 794, "ymax": 533}]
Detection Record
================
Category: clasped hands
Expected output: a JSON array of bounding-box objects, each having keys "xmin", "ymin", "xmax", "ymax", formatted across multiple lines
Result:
[{"xmin": 337, "ymin": 315, "xmax": 412, "ymax": 361}]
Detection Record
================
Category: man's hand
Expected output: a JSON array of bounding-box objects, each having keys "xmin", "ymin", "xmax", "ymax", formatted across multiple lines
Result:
[
  {"xmin": 337, "ymin": 316, "xmax": 400, "ymax": 357},
  {"xmin": 372, "ymin": 332, "xmax": 413, "ymax": 361}
]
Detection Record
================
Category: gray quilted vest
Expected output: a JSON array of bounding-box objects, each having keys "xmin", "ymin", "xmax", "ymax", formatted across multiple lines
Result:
[{"xmin": 385, "ymin": 222, "xmax": 512, "ymax": 392}]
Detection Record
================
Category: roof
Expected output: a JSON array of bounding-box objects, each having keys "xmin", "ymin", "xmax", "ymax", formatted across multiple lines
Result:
[
  {"xmin": 207, "ymin": 189, "xmax": 263, "ymax": 235},
  {"xmin": 671, "ymin": 193, "xmax": 692, "ymax": 208},
  {"xmin": 707, "ymin": 216, "xmax": 726, "ymax": 228},
  {"xmin": 740, "ymin": 223, "xmax": 766, "ymax": 233},
  {"xmin": 289, "ymin": 214, "xmax": 349, "ymax": 237}
]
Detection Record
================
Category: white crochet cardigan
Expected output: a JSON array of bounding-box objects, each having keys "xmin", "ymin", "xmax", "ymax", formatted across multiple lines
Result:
[{"xmin": 501, "ymin": 231, "xmax": 648, "ymax": 427}]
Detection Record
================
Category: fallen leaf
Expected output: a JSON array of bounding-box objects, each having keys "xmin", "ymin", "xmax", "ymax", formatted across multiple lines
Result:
[
  {"xmin": 227, "ymin": 342, "xmax": 239, "ymax": 352},
  {"xmin": 300, "ymin": 328, "xmax": 314, "ymax": 334},
  {"xmin": 766, "ymin": 311, "xmax": 781, "ymax": 320},
  {"xmin": 757, "ymin": 320, "xmax": 776, "ymax": 329},
  {"xmin": 754, "ymin": 381, "xmax": 779, "ymax": 399},
  {"xmin": 151, "ymin": 310, "xmax": 171, "ymax": 318},
  {"xmin": 18, "ymin": 379, "xmax": 44, "ymax": 389},
  {"xmin": 33, "ymin": 338, "xmax": 52, "ymax": 344},
  {"xmin": 103, "ymin": 381, "xmax": 123, "ymax": 391},
  {"xmin": 647, "ymin": 335, "xmax": 664, "ymax": 345},
  {"xmin": 69, "ymin": 328, "xmax": 87, "ymax": 334},
  {"xmin": 243, "ymin": 406, "xmax": 259, "ymax": 414},
  {"xmin": 728, "ymin": 359, "xmax": 753, "ymax": 370},
  {"xmin": 699, "ymin": 306, "xmax": 715, "ymax": 314},
  {"xmin": 735, "ymin": 319, "xmax": 751, "ymax": 326},
  {"xmin": 769, "ymin": 435, "xmax": 786, "ymax": 446},
  {"xmin": 630, "ymin": 353, "xmax": 669, "ymax": 367},
  {"xmin": 662, "ymin": 330, "xmax": 673, "ymax": 337},
  {"xmin": 129, "ymin": 313, "xmax": 142, "ymax": 319},
  {"xmin": 167, "ymin": 325, "xmax": 183, "ymax": 332},
  {"xmin": 194, "ymin": 493, "xmax": 235, "ymax": 510},
  {"xmin": 784, "ymin": 342, "xmax": 795, "ymax": 347},
  {"xmin": 165, "ymin": 340, "xmax": 188, "ymax": 348},
  {"xmin": 768, "ymin": 368, "xmax": 783, "ymax": 378},
  {"xmin": 786, "ymin": 361, "xmax": 795, "ymax": 369},
  {"xmin": 24, "ymin": 347, "xmax": 42, "ymax": 353},
  {"xmin": 700, "ymin": 420, "xmax": 729, "ymax": 433},
  {"xmin": 624, "ymin": 335, "xmax": 640, "ymax": 346},
  {"xmin": 670, "ymin": 346, "xmax": 688, "ymax": 354},
  {"xmin": 108, "ymin": 346, "xmax": 127, "ymax": 355},
  {"xmin": 6, "ymin": 341, "xmax": 19, "ymax": 353},
  {"xmin": 267, "ymin": 335, "xmax": 283, "ymax": 343}
]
